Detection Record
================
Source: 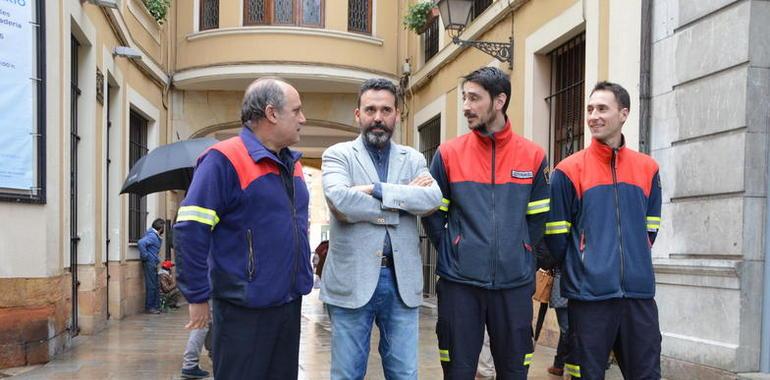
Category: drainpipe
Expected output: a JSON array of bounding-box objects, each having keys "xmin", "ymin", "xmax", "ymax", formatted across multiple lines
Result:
[
  {"xmin": 638, "ymin": 0, "xmax": 652, "ymax": 154},
  {"xmin": 761, "ymin": 125, "xmax": 770, "ymax": 372}
]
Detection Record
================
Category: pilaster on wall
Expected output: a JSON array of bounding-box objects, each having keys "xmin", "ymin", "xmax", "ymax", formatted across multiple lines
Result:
[{"xmin": 650, "ymin": 0, "xmax": 770, "ymax": 378}]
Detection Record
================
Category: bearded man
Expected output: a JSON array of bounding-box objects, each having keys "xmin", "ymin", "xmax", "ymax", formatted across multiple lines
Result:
[
  {"xmin": 320, "ymin": 78, "xmax": 443, "ymax": 380},
  {"xmin": 422, "ymin": 67, "xmax": 550, "ymax": 380}
]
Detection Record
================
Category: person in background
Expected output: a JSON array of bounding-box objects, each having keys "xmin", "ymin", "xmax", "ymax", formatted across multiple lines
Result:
[
  {"xmin": 138, "ymin": 218, "xmax": 165, "ymax": 314},
  {"xmin": 158, "ymin": 260, "xmax": 181, "ymax": 309}
]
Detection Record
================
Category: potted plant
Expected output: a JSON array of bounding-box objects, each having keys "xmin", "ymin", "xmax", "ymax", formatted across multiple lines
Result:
[{"xmin": 403, "ymin": 1, "xmax": 439, "ymax": 34}]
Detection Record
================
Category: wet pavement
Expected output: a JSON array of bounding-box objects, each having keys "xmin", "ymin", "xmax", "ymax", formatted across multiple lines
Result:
[{"xmin": 7, "ymin": 290, "xmax": 623, "ymax": 379}]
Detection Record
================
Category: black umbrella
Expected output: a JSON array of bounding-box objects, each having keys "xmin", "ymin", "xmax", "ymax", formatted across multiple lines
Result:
[{"xmin": 120, "ymin": 137, "xmax": 218, "ymax": 196}]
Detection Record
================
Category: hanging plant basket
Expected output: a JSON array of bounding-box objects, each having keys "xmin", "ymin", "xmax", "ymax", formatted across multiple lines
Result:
[{"xmin": 403, "ymin": 1, "xmax": 439, "ymax": 34}]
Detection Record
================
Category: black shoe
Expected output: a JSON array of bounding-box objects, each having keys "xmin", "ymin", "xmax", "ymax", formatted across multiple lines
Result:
[{"xmin": 181, "ymin": 366, "xmax": 209, "ymax": 379}]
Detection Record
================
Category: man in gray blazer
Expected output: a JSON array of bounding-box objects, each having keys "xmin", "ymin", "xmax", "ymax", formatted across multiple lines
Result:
[{"xmin": 320, "ymin": 78, "xmax": 443, "ymax": 380}]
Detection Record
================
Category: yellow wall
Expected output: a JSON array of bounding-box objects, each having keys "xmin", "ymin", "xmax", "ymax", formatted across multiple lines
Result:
[
  {"xmin": 402, "ymin": 0, "xmax": 613, "ymax": 146},
  {"xmin": 174, "ymin": 0, "xmax": 400, "ymax": 76}
]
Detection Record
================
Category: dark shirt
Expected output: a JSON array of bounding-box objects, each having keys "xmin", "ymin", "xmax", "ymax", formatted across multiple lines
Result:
[{"xmin": 363, "ymin": 139, "xmax": 392, "ymax": 257}]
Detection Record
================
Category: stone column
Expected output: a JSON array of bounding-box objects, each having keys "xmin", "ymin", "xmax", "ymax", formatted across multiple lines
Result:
[{"xmin": 650, "ymin": 0, "xmax": 770, "ymax": 378}]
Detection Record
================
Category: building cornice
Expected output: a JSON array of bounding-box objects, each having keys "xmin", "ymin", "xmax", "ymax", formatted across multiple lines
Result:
[
  {"xmin": 173, "ymin": 62, "xmax": 398, "ymax": 89},
  {"xmin": 186, "ymin": 26, "xmax": 384, "ymax": 46},
  {"xmin": 408, "ymin": 0, "xmax": 529, "ymax": 92}
]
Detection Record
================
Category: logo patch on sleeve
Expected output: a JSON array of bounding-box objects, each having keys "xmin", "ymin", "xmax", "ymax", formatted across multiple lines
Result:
[{"xmin": 511, "ymin": 170, "xmax": 534, "ymax": 179}]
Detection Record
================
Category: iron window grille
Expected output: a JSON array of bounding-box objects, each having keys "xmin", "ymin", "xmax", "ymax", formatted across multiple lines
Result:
[
  {"xmin": 471, "ymin": 0, "xmax": 492, "ymax": 20},
  {"xmin": 244, "ymin": 0, "xmax": 324, "ymax": 27},
  {"xmin": 546, "ymin": 33, "xmax": 585, "ymax": 165},
  {"xmin": 423, "ymin": 17, "xmax": 439, "ymax": 61},
  {"xmin": 347, "ymin": 0, "xmax": 371, "ymax": 34},
  {"xmin": 418, "ymin": 116, "xmax": 441, "ymax": 297},
  {"xmin": 200, "ymin": 0, "xmax": 219, "ymax": 31},
  {"xmin": 128, "ymin": 110, "xmax": 149, "ymax": 243}
]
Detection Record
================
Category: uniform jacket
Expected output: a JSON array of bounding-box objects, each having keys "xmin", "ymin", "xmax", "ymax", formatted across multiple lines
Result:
[
  {"xmin": 320, "ymin": 136, "xmax": 443, "ymax": 309},
  {"xmin": 174, "ymin": 128, "xmax": 313, "ymax": 309},
  {"xmin": 138, "ymin": 229, "xmax": 162, "ymax": 265},
  {"xmin": 544, "ymin": 137, "xmax": 662, "ymax": 301},
  {"xmin": 422, "ymin": 121, "xmax": 550, "ymax": 289}
]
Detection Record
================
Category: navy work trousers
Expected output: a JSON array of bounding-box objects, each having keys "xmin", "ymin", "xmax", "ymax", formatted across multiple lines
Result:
[
  {"xmin": 566, "ymin": 298, "xmax": 662, "ymax": 380},
  {"xmin": 436, "ymin": 278, "xmax": 534, "ymax": 380},
  {"xmin": 211, "ymin": 297, "xmax": 302, "ymax": 380}
]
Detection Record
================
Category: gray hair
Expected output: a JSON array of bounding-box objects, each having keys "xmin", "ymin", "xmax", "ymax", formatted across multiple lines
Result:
[{"xmin": 241, "ymin": 78, "xmax": 286, "ymax": 126}]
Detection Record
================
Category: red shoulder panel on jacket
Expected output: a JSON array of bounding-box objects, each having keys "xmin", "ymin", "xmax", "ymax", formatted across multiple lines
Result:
[
  {"xmin": 440, "ymin": 133, "xmax": 545, "ymax": 185},
  {"xmin": 212, "ymin": 137, "xmax": 279, "ymax": 190},
  {"xmin": 556, "ymin": 148, "xmax": 659, "ymax": 198}
]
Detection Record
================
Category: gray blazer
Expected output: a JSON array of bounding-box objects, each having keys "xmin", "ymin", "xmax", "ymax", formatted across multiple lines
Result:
[{"xmin": 319, "ymin": 136, "xmax": 443, "ymax": 309}]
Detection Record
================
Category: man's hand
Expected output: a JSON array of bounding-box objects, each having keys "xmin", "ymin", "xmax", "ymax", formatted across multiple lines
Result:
[
  {"xmin": 186, "ymin": 302, "xmax": 210, "ymax": 329},
  {"xmin": 409, "ymin": 174, "xmax": 434, "ymax": 187},
  {"xmin": 351, "ymin": 184, "xmax": 374, "ymax": 194}
]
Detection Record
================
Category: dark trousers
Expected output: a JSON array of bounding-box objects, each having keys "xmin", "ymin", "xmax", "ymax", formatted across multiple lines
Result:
[
  {"xmin": 212, "ymin": 297, "xmax": 302, "ymax": 380},
  {"xmin": 142, "ymin": 261, "xmax": 159, "ymax": 311},
  {"xmin": 567, "ymin": 298, "xmax": 661, "ymax": 380},
  {"xmin": 436, "ymin": 279, "xmax": 534, "ymax": 380},
  {"xmin": 553, "ymin": 307, "xmax": 570, "ymax": 368}
]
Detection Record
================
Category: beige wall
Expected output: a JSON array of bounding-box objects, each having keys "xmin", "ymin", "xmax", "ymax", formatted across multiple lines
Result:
[{"xmin": 175, "ymin": 0, "xmax": 399, "ymax": 77}]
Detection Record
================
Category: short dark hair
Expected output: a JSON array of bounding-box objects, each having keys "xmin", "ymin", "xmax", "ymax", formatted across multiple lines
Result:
[
  {"xmin": 241, "ymin": 78, "xmax": 287, "ymax": 126},
  {"xmin": 590, "ymin": 81, "xmax": 630, "ymax": 110},
  {"xmin": 357, "ymin": 78, "xmax": 399, "ymax": 109},
  {"xmin": 462, "ymin": 67, "xmax": 511, "ymax": 114},
  {"xmin": 151, "ymin": 218, "xmax": 165, "ymax": 230}
]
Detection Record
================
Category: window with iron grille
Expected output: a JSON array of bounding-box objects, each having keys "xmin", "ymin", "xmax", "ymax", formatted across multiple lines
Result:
[
  {"xmin": 128, "ymin": 110, "xmax": 149, "ymax": 243},
  {"xmin": 471, "ymin": 0, "xmax": 492, "ymax": 20},
  {"xmin": 546, "ymin": 34, "xmax": 585, "ymax": 165},
  {"xmin": 423, "ymin": 17, "xmax": 439, "ymax": 62},
  {"xmin": 418, "ymin": 116, "xmax": 441, "ymax": 297},
  {"xmin": 200, "ymin": 0, "xmax": 219, "ymax": 30},
  {"xmin": 244, "ymin": 0, "xmax": 324, "ymax": 27},
  {"xmin": 347, "ymin": 0, "xmax": 371, "ymax": 34}
]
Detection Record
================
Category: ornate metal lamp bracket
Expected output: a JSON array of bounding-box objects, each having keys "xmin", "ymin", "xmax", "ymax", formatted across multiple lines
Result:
[{"xmin": 452, "ymin": 36, "xmax": 513, "ymax": 69}]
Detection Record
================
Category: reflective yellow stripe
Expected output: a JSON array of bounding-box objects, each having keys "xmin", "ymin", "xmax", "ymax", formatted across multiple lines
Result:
[
  {"xmin": 523, "ymin": 352, "xmax": 533, "ymax": 365},
  {"xmin": 526, "ymin": 198, "xmax": 550, "ymax": 215},
  {"xmin": 646, "ymin": 216, "xmax": 661, "ymax": 231},
  {"xmin": 544, "ymin": 220, "xmax": 571, "ymax": 235},
  {"xmin": 439, "ymin": 198, "xmax": 450, "ymax": 212},
  {"xmin": 177, "ymin": 206, "xmax": 220, "ymax": 229},
  {"xmin": 565, "ymin": 363, "xmax": 581, "ymax": 377},
  {"xmin": 438, "ymin": 349, "xmax": 450, "ymax": 362}
]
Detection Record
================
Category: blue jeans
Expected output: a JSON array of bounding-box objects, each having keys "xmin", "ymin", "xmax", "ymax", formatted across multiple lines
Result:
[
  {"xmin": 143, "ymin": 261, "xmax": 160, "ymax": 310},
  {"xmin": 327, "ymin": 267, "xmax": 419, "ymax": 380}
]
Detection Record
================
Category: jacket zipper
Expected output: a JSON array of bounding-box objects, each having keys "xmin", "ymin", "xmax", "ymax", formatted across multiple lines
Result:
[
  {"xmin": 285, "ymin": 159, "xmax": 300, "ymax": 293},
  {"xmin": 491, "ymin": 136, "xmax": 498, "ymax": 286},
  {"xmin": 246, "ymin": 229, "xmax": 255, "ymax": 281},
  {"xmin": 611, "ymin": 149, "xmax": 626, "ymax": 294}
]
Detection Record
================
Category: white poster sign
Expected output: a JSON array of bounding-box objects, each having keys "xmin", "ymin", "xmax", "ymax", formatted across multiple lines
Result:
[{"xmin": 0, "ymin": 0, "xmax": 34, "ymax": 190}]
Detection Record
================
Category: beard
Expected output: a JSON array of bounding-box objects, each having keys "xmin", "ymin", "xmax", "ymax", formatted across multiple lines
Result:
[
  {"xmin": 465, "ymin": 103, "xmax": 496, "ymax": 135},
  {"xmin": 363, "ymin": 122, "xmax": 393, "ymax": 148}
]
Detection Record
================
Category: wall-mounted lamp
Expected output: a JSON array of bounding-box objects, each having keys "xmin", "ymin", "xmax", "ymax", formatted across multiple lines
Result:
[
  {"xmin": 437, "ymin": 0, "xmax": 513, "ymax": 69},
  {"xmin": 113, "ymin": 46, "xmax": 142, "ymax": 60},
  {"xmin": 84, "ymin": 0, "xmax": 120, "ymax": 9}
]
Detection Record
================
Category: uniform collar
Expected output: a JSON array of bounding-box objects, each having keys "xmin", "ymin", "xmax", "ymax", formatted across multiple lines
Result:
[
  {"xmin": 588, "ymin": 135, "xmax": 626, "ymax": 163},
  {"xmin": 239, "ymin": 127, "xmax": 302, "ymax": 167},
  {"xmin": 471, "ymin": 118, "xmax": 513, "ymax": 147}
]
